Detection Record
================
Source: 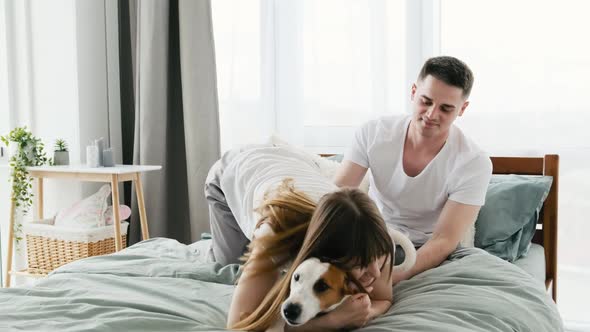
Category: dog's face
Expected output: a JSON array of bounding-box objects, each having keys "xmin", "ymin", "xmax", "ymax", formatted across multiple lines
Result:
[{"xmin": 281, "ymin": 258, "xmax": 351, "ymax": 326}]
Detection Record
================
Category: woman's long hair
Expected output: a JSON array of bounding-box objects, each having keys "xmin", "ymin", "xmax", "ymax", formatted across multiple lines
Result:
[
  {"xmin": 240, "ymin": 178, "xmax": 316, "ymax": 276},
  {"xmin": 231, "ymin": 187, "xmax": 395, "ymax": 331}
]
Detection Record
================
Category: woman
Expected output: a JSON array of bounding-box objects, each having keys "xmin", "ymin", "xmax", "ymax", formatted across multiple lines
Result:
[
  {"xmin": 229, "ymin": 184, "xmax": 415, "ymax": 331},
  {"xmin": 205, "ymin": 145, "xmax": 415, "ymax": 330}
]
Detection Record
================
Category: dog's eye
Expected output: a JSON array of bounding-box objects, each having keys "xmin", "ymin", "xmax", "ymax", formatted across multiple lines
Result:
[
  {"xmin": 294, "ymin": 273, "xmax": 300, "ymax": 282},
  {"xmin": 313, "ymin": 279, "xmax": 330, "ymax": 293}
]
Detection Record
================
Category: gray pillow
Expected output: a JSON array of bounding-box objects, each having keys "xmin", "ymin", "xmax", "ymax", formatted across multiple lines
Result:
[{"xmin": 474, "ymin": 175, "xmax": 553, "ymax": 262}]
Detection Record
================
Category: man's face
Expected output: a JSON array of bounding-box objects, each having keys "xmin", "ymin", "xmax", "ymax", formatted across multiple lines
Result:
[{"xmin": 410, "ymin": 75, "xmax": 469, "ymax": 138}]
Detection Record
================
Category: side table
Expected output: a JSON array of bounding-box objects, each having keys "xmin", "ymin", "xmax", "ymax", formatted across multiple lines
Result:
[{"xmin": 3, "ymin": 164, "xmax": 161, "ymax": 287}]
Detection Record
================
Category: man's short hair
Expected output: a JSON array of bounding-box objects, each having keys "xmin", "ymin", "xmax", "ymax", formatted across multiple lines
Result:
[{"xmin": 417, "ymin": 56, "xmax": 474, "ymax": 99}]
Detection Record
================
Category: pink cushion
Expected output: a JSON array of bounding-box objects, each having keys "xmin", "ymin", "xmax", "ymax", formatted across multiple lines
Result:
[{"xmin": 54, "ymin": 184, "xmax": 132, "ymax": 228}]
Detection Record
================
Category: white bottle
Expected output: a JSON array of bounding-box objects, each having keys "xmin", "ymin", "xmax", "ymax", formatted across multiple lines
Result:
[
  {"xmin": 86, "ymin": 142, "xmax": 100, "ymax": 168},
  {"xmin": 95, "ymin": 137, "xmax": 104, "ymax": 166}
]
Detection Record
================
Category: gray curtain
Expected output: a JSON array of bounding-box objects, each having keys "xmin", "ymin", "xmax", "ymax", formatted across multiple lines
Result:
[{"xmin": 118, "ymin": 0, "xmax": 220, "ymax": 245}]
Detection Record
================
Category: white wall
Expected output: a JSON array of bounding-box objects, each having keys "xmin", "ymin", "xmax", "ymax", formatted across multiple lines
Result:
[
  {"xmin": 74, "ymin": 0, "xmax": 120, "ymax": 198},
  {"xmin": 1, "ymin": 0, "xmax": 115, "ymax": 285}
]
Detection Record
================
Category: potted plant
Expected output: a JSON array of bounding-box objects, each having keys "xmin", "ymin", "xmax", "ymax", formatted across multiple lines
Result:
[
  {"xmin": 0, "ymin": 127, "xmax": 49, "ymax": 242},
  {"xmin": 53, "ymin": 138, "xmax": 70, "ymax": 166}
]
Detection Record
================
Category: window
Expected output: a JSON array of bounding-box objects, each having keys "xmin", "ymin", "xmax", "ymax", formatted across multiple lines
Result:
[
  {"xmin": 212, "ymin": 0, "xmax": 406, "ymax": 153},
  {"xmin": 214, "ymin": 1, "xmax": 589, "ymax": 326},
  {"xmin": 0, "ymin": 0, "xmax": 10, "ymax": 136},
  {"xmin": 441, "ymin": 0, "xmax": 590, "ymax": 326},
  {"xmin": 212, "ymin": 0, "xmax": 270, "ymax": 152},
  {"xmin": 0, "ymin": 0, "xmax": 80, "ymax": 286}
]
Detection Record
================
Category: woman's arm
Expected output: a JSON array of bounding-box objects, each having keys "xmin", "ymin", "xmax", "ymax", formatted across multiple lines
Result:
[
  {"xmin": 366, "ymin": 256, "xmax": 393, "ymax": 319},
  {"xmin": 226, "ymin": 245, "xmax": 279, "ymax": 328}
]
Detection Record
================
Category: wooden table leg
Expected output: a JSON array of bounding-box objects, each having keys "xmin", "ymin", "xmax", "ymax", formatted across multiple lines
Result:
[
  {"xmin": 4, "ymin": 200, "xmax": 16, "ymax": 288},
  {"xmin": 111, "ymin": 175, "xmax": 123, "ymax": 251},
  {"xmin": 37, "ymin": 177, "xmax": 44, "ymax": 220},
  {"xmin": 134, "ymin": 172, "xmax": 150, "ymax": 240}
]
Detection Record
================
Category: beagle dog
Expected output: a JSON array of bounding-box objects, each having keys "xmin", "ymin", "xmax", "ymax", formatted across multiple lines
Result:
[
  {"xmin": 279, "ymin": 227, "xmax": 416, "ymax": 327},
  {"xmin": 280, "ymin": 257, "xmax": 352, "ymax": 326}
]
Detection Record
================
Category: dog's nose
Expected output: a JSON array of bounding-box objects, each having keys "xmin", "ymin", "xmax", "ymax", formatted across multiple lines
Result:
[{"xmin": 283, "ymin": 303, "xmax": 302, "ymax": 321}]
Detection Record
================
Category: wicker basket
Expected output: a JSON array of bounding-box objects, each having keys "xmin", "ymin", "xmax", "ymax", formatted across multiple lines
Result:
[{"xmin": 23, "ymin": 219, "xmax": 129, "ymax": 275}]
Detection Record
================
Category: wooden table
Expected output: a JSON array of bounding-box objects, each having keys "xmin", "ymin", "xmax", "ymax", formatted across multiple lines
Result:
[{"xmin": 3, "ymin": 164, "xmax": 161, "ymax": 287}]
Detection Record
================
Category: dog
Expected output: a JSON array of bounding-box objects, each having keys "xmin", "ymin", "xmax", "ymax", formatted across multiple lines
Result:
[
  {"xmin": 280, "ymin": 257, "xmax": 352, "ymax": 327},
  {"xmin": 276, "ymin": 227, "xmax": 416, "ymax": 329}
]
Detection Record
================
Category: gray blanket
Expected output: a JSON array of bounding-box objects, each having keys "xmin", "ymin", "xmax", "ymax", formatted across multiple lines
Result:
[{"xmin": 0, "ymin": 238, "xmax": 563, "ymax": 331}]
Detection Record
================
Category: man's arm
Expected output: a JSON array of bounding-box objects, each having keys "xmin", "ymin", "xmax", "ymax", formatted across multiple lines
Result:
[
  {"xmin": 333, "ymin": 160, "xmax": 368, "ymax": 188},
  {"xmin": 391, "ymin": 199, "xmax": 481, "ymax": 285}
]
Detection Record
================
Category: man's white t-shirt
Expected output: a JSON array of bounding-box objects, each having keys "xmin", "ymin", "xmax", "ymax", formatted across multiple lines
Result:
[
  {"xmin": 345, "ymin": 115, "xmax": 492, "ymax": 246},
  {"xmin": 221, "ymin": 146, "xmax": 338, "ymax": 240}
]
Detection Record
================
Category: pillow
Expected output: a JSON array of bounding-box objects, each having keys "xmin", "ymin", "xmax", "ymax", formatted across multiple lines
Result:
[
  {"xmin": 54, "ymin": 184, "xmax": 111, "ymax": 228},
  {"xmin": 474, "ymin": 175, "xmax": 553, "ymax": 262},
  {"xmin": 54, "ymin": 184, "xmax": 132, "ymax": 229}
]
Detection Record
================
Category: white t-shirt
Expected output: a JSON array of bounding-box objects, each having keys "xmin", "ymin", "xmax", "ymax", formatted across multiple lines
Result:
[
  {"xmin": 221, "ymin": 146, "xmax": 338, "ymax": 240},
  {"xmin": 345, "ymin": 115, "xmax": 492, "ymax": 245}
]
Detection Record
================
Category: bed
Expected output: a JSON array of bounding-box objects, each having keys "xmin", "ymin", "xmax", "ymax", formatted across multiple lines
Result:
[
  {"xmin": 490, "ymin": 155, "xmax": 559, "ymax": 302},
  {"xmin": 0, "ymin": 155, "xmax": 563, "ymax": 331}
]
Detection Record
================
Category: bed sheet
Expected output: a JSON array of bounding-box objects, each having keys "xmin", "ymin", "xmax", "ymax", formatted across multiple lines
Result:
[{"xmin": 0, "ymin": 238, "xmax": 562, "ymax": 331}]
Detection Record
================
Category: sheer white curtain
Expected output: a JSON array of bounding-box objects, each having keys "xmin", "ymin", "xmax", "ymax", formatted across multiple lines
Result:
[
  {"xmin": 212, "ymin": 0, "xmax": 406, "ymax": 153},
  {"xmin": 0, "ymin": 0, "xmax": 9, "ymax": 286},
  {"xmin": 213, "ymin": 0, "xmax": 588, "ymax": 327},
  {"xmin": 0, "ymin": 0, "xmax": 10, "ymax": 136},
  {"xmin": 440, "ymin": 0, "xmax": 590, "ymax": 328},
  {"xmin": 0, "ymin": 0, "xmax": 99, "ymax": 286}
]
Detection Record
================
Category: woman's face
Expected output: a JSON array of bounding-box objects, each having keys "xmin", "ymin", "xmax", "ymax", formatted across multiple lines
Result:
[{"xmin": 349, "ymin": 255, "xmax": 387, "ymax": 289}]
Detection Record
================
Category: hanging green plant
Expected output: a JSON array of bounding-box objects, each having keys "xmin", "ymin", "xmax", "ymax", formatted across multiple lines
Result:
[{"xmin": 1, "ymin": 126, "xmax": 49, "ymax": 242}]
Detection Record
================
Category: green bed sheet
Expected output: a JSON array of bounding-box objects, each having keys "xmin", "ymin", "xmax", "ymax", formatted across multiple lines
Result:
[{"xmin": 0, "ymin": 238, "xmax": 562, "ymax": 331}]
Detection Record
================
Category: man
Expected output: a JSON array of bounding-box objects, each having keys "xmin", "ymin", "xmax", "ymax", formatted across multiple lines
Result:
[{"xmin": 333, "ymin": 56, "xmax": 492, "ymax": 284}]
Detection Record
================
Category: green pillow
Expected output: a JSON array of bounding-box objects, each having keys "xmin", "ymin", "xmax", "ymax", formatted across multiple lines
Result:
[{"xmin": 474, "ymin": 175, "xmax": 553, "ymax": 262}]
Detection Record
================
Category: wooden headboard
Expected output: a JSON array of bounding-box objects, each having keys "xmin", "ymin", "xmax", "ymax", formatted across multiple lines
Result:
[{"xmin": 490, "ymin": 155, "xmax": 559, "ymax": 302}]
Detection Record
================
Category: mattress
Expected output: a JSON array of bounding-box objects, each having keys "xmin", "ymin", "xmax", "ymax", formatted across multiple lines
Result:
[{"xmin": 513, "ymin": 243, "xmax": 546, "ymax": 284}]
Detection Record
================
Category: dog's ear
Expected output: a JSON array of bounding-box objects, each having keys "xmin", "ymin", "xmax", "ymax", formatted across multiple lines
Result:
[
  {"xmin": 345, "ymin": 272, "xmax": 368, "ymax": 294},
  {"xmin": 343, "ymin": 276, "xmax": 355, "ymax": 295}
]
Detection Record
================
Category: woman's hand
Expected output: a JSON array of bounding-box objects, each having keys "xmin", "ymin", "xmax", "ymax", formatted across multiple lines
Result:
[{"xmin": 329, "ymin": 293, "xmax": 372, "ymax": 329}]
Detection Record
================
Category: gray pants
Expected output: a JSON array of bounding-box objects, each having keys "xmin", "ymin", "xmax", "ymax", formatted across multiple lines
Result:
[
  {"xmin": 204, "ymin": 145, "xmax": 268, "ymax": 266},
  {"xmin": 205, "ymin": 149, "xmax": 250, "ymax": 266}
]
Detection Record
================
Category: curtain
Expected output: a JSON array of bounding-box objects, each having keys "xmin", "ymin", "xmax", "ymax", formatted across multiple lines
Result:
[
  {"xmin": 211, "ymin": 0, "xmax": 406, "ymax": 153},
  {"xmin": 118, "ymin": 0, "xmax": 220, "ymax": 245},
  {"xmin": 440, "ymin": 0, "xmax": 590, "ymax": 327}
]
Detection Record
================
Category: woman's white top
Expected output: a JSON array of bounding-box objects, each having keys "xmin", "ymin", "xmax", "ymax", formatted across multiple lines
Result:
[{"xmin": 221, "ymin": 146, "xmax": 338, "ymax": 240}]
